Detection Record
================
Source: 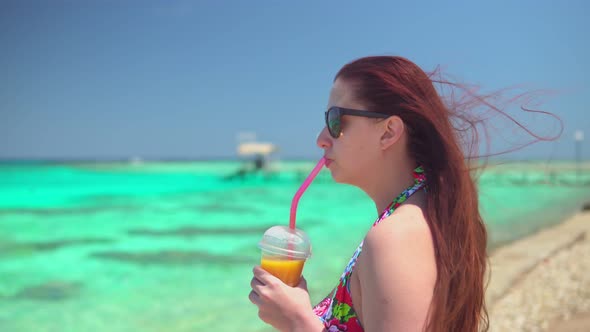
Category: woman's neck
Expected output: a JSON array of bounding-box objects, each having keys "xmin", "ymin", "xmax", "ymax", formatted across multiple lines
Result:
[{"xmin": 362, "ymin": 159, "xmax": 420, "ymax": 215}]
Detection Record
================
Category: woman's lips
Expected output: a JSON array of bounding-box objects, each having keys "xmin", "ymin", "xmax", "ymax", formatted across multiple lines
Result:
[{"xmin": 324, "ymin": 158, "xmax": 333, "ymax": 167}]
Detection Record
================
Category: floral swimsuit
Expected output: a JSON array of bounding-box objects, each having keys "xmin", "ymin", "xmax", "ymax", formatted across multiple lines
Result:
[{"xmin": 312, "ymin": 166, "xmax": 427, "ymax": 332}]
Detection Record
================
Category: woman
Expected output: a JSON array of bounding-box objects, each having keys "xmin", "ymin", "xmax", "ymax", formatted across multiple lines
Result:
[{"xmin": 249, "ymin": 56, "xmax": 489, "ymax": 331}]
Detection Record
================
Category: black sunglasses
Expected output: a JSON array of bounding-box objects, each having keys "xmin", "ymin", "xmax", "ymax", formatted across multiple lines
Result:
[{"xmin": 324, "ymin": 106, "xmax": 391, "ymax": 138}]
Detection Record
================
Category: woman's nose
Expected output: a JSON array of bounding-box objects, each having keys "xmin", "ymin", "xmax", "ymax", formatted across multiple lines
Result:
[{"xmin": 316, "ymin": 126, "xmax": 332, "ymax": 149}]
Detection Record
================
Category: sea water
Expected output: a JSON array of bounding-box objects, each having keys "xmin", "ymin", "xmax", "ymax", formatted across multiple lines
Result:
[{"xmin": 0, "ymin": 161, "xmax": 588, "ymax": 332}]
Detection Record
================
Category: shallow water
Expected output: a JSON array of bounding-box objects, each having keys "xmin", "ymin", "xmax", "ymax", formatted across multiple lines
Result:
[{"xmin": 0, "ymin": 161, "xmax": 588, "ymax": 331}]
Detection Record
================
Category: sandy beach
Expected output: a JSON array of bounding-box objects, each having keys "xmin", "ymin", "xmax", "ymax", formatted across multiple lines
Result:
[{"xmin": 487, "ymin": 206, "xmax": 590, "ymax": 331}]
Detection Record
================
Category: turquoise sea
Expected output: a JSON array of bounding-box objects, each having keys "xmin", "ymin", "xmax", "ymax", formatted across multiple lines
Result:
[{"xmin": 0, "ymin": 160, "xmax": 589, "ymax": 332}]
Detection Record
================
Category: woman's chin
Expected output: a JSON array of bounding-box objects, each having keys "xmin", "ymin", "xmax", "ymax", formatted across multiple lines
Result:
[
  {"xmin": 329, "ymin": 169, "xmax": 350, "ymax": 185},
  {"xmin": 328, "ymin": 168, "xmax": 341, "ymax": 183}
]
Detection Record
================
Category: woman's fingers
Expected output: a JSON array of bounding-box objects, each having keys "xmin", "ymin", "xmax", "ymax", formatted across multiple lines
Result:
[
  {"xmin": 250, "ymin": 265, "xmax": 289, "ymax": 308},
  {"xmin": 253, "ymin": 266, "xmax": 281, "ymax": 287},
  {"xmin": 250, "ymin": 275, "xmax": 264, "ymax": 289},
  {"xmin": 250, "ymin": 267, "xmax": 273, "ymax": 306},
  {"xmin": 251, "ymin": 277, "xmax": 268, "ymax": 299},
  {"xmin": 252, "ymin": 265, "xmax": 269, "ymax": 281},
  {"xmin": 248, "ymin": 289, "xmax": 261, "ymax": 305}
]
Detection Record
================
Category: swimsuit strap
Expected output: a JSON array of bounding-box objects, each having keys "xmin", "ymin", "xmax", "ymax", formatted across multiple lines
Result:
[{"xmin": 373, "ymin": 165, "xmax": 427, "ymax": 227}]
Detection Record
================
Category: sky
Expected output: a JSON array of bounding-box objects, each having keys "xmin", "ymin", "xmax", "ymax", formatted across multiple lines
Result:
[{"xmin": 1, "ymin": 0, "xmax": 589, "ymax": 161}]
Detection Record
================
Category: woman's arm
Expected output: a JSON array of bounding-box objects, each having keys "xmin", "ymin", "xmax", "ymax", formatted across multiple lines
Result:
[{"xmin": 357, "ymin": 208, "xmax": 437, "ymax": 332}]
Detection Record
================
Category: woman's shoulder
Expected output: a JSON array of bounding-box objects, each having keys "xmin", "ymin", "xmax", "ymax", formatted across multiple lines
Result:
[
  {"xmin": 360, "ymin": 204, "xmax": 435, "ymax": 276},
  {"xmin": 365, "ymin": 204, "xmax": 432, "ymax": 250}
]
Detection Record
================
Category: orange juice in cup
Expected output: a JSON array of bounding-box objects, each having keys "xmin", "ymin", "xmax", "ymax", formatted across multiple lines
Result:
[
  {"xmin": 258, "ymin": 226, "xmax": 311, "ymax": 287},
  {"xmin": 260, "ymin": 257, "xmax": 305, "ymax": 287}
]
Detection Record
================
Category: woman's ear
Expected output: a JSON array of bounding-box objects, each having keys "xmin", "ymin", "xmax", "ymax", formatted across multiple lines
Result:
[{"xmin": 380, "ymin": 116, "xmax": 404, "ymax": 150}]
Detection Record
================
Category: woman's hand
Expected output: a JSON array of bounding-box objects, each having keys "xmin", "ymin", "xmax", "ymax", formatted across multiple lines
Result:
[{"xmin": 249, "ymin": 266, "xmax": 323, "ymax": 332}]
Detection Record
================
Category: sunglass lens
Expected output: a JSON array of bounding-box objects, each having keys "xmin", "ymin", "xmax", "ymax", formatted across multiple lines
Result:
[{"xmin": 327, "ymin": 108, "xmax": 341, "ymax": 138}]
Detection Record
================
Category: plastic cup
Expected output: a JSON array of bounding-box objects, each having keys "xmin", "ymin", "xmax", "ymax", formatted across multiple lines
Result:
[{"xmin": 258, "ymin": 225, "xmax": 312, "ymax": 286}]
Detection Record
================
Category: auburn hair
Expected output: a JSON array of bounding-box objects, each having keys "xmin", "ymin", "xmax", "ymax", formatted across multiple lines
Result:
[{"xmin": 336, "ymin": 56, "xmax": 489, "ymax": 332}]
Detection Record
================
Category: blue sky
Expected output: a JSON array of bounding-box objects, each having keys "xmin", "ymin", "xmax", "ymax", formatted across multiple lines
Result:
[{"xmin": 1, "ymin": 0, "xmax": 588, "ymax": 160}]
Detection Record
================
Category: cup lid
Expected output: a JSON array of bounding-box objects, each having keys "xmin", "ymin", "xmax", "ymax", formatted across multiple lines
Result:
[{"xmin": 258, "ymin": 225, "xmax": 311, "ymax": 259}]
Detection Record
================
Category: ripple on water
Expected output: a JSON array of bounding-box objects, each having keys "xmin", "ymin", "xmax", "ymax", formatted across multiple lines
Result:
[
  {"xmin": 127, "ymin": 225, "xmax": 274, "ymax": 238},
  {"xmin": 0, "ymin": 237, "xmax": 115, "ymax": 256},
  {"xmin": 89, "ymin": 250, "xmax": 253, "ymax": 266}
]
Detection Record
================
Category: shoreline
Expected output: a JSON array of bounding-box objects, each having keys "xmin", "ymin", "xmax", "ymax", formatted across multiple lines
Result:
[{"xmin": 487, "ymin": 207, "xmax": 590, "ymax": 331}]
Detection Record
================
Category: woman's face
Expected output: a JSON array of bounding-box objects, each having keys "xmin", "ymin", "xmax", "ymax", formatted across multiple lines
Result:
[{"xmin": 316, "ymin": 78, "xmax": 384, "ymax": 185}]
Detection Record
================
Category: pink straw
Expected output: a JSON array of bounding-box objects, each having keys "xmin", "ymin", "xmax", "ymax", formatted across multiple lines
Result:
[{"xmin": 289, "ymin": 157, "xmax": 326, "ymax": 229}]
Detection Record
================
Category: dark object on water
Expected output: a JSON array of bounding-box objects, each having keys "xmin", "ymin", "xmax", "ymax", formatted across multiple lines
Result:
[
  {"xmin": 583, "ymin": 202, "xmax": 590, "ymax": 211},
  {"xmin": 12, "ymin": 281, "xmax": 82, "ymax": 301},
  {"xmin": 223, "ymin": 154, "xmax": 268, "ymax": 181}
]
